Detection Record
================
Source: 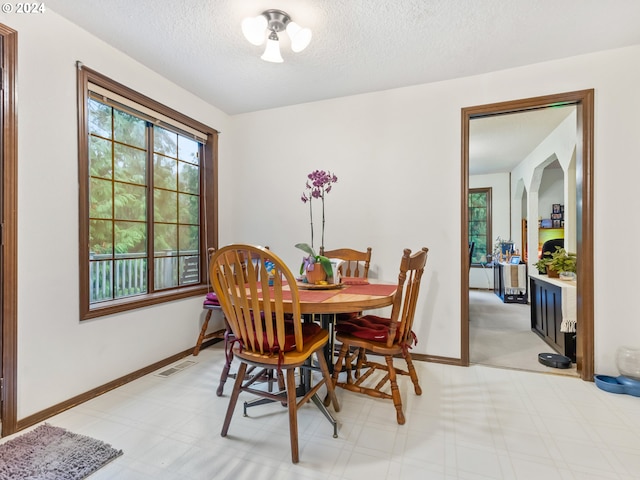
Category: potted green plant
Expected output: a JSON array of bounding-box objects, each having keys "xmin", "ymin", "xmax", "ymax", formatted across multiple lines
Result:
[
  {"xmin": 533, "ymin": 256, "xmax": 551, "ymax": 274},
  {"xmin": 535, "ymin": 246, "xmax": 576, "ymax": 277},
  {"xmin": 295, "ymin": 242, "xmax": 332, "ymax": 283}
]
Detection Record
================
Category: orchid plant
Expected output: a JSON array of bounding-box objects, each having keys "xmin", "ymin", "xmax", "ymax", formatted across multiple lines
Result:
[{"xmin": 295, "ymin": 169, "xmax": 338, "ymax": 276}]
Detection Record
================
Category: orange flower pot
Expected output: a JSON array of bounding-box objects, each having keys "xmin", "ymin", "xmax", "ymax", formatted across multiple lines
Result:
[{"xmin": 305, "ymin": 263, "xmax": 327, "ymax": 284}]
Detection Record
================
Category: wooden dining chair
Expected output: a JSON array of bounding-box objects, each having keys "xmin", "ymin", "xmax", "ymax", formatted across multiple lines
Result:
[
  {"xmin": 193, "ymin": 248, "xmax": 225, "ymax": 358},
  {"xmin": 194, "ymin": 247, "xmax": 269, "ymax": 397},
  {"xmin": 321, "ymin": 247, "xmax": 372, "ymax": 374},
  {"xmin": 329, "ymin": 247, "xmax": 429, "ymax": 425},
  {"xmin": 211, "ymin": 244, "xmax": 340, "ymax": 464},
  {"xmin": 321, "ymin": 247, "xmax": 372, "ymax": 279}
]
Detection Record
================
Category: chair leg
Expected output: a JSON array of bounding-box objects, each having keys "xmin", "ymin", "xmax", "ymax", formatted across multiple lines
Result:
[
  {"xmin": 385, "ymin": 355, "xmax": 405, "ymax": 425},
  {"xmin": 331, "ymin": 344, "xmax": 348, "ymax": 384},
  {"xmin": 193, "ymin": 309, "xmax": 213, "ymax": 356},
  {"xmin": 216, "ymin": 330, "xmax": 235, "ymax": 396},
  {"xmin": 355, "ymin": 348, "xmax": 368, "ymax": 377},
  {"xmin": 403, "ymin": 351, "xmax": 422, "ymax": 395},
  {"xmin": 285, "ymin": 368, "xmax": 300, "ymax": 464},
  {"xmin": 221, "ymin": 362, "xmax": 247, "ymax": 437}
]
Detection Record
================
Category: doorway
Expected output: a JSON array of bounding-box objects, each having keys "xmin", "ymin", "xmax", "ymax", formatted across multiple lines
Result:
[
  {"xmin": 1, "ymin": 23, "xmax": 18, "ymax": 436},
  {"xmin": 460, "ymin": 90, "xmax": 594, "ymax": 381}
]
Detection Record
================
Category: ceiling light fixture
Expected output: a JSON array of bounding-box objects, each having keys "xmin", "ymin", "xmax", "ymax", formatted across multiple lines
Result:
[{"xmin": 241, "ymin": 9, "xmax": 312, "ymax": 63}]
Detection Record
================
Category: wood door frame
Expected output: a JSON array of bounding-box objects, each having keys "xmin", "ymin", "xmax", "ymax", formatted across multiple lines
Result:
[
  {"xmin": 460, "ymin": 90, "xmax": 594, "ymax": 381},
  {"xmin": 0, "ymin": 23, "xmax": 18, "ymax": 435}
]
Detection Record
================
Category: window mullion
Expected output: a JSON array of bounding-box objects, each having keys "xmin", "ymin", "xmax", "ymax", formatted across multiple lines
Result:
[{"xmin": 147, "ymin": 122, "xmax": 155, "ymax": 293}]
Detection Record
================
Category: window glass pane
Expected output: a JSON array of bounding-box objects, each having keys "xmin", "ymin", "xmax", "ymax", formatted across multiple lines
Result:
[
  {"xmin": 114, "ymin": 144, "xmax": 146, "ymax": 185},
  {"xmin": 155, "ymin": 254, "xmax": 178, "ymax": 290},
  {"xmin": 178, "ymin": 136, "xmax": 199, "ymax": 164},
  {"xmin": 178, "ymin": 161, "xmax": 199, "ymax": 194},
  {"xmin": 90, "ymin": 219, "xmax": 113, "ymax": 256},
  {"xmin": 113, "ymin": 109, "xmax": 146, "ymax": 148},
  {"xmin": 114, "ymin": 183, "xmax": 146, "ymax": 221},
  {"xmin": 154, "ymin": 127, "xmax": 177, "ymax": 157},
  {"xmin": 154, "ymin": 223, "xmax": 178, "ymax": 252},
  {"xmin": 114, "ymin": 221, "xmax": 147, "ymax": 254},
  {"xmin": 154, "ymin": 189, "xmax": 178, "ymax": 223},
  {"xmin": 89, "ymin": 136, "xmax": 113, "ymax": 179},
  {"xmin": 90, "ymin": 178, "xmax": 113, "ymax": 219},
  {"xmin": 90, "ymin": 259, "xmax": 113, "ymax": 303},
  {"xmin": 179, "ymin": 255, "xmax": 200, "ymax": 285},
  {"xmin": 114, "ymin": 257, "xmax": 147, "ymax": 298},
  {"xmin": 469, "ymin": 189, "xmax": 490, "ymax": 264},
  {"xmin": 153, "ymin": 154, "xmax": 178, "ymax": 191},
  {"xmin": 178, "ymin": 193, "xmax": 199, "ymax": 225},
  {"xmin": 88, "ymin": 99, "xmax": 112, "ymax": 138},
  {"xmin": 179, "ymin": 225, "xmax": 199, "ymax": 252}
]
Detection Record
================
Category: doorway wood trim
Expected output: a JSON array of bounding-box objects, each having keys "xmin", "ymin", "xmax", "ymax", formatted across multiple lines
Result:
[
  {"xmin": 0, "ymin": 23, "xmax": 18, "ymax": 435},
  {"xmin": 460, "ymin": 90, "xmax": 594, "ymax": 381}
]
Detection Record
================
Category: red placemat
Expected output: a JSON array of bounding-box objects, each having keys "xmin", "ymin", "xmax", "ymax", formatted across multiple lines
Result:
[{"xmin": 342, "ymin": 284, "xmax": 397, "ymax": 296}]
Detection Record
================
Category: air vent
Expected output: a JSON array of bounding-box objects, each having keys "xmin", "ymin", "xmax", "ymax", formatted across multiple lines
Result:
[{"xmin": 155, "ymin": 360, "xmax": 196, "ymax": 378}]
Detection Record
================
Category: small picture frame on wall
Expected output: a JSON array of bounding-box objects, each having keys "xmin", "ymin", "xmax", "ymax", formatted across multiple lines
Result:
[
  {"xmin": 552, "ymin": 219, "xmax": 562, "ymax": 228},
  {"xmin": 552, "ymin": 204, "xmax": 562, "ymax": 214},
  {"xmin": 551, "ymin": 213, "xmax": 563, "ymax": 220}
]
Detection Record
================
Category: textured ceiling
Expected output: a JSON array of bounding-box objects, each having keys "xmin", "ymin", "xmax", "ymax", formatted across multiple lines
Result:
[{"xmin": 45, "ymin": 0, "xmax": 640, "ymax": 115}]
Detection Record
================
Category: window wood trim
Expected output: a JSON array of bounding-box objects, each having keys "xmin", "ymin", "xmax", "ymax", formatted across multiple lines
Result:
[{"xmin": 77, "ymin": 66, "xmax": 218, "ymax": 320}]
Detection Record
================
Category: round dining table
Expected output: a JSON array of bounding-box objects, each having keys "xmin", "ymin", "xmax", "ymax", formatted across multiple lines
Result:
[{"xmin": 292, "ymin": 281, "xmax": 398, "ymax": 314}]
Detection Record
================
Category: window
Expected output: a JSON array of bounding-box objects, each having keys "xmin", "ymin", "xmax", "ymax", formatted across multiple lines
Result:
[
  {"xmin": 468, "ymin": 188, "xmax": 492, "ymax": 266},
  {"xmin": 78, "ymin": 67, "xmax": 218, "ymax": 319}
]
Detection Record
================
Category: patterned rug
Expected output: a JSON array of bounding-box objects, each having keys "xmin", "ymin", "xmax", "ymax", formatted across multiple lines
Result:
[{"xmin": 0, "ymin": 423, "xmax": 123, "ymax": 479}]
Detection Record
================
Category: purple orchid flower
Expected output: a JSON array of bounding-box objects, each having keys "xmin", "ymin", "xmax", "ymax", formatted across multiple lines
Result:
[{"xmin": 300, "ymin": 169, "xmax": 338, "ymax": 251}]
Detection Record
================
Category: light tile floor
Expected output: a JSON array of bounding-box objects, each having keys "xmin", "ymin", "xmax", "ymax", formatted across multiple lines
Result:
[{"xmin": 6, "ymin": 345, "xmax": 640, "ymax": 479}]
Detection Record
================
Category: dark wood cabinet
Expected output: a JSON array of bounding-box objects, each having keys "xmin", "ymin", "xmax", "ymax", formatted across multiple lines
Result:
[{"xmin": 529, "ymin": 275, "xmax": 576, "ymax": 362}]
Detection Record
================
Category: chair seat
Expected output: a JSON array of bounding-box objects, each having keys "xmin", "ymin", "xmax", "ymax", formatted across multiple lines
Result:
[
  {"xmin": 334, "ymin": 331, "xmax": 412, "ymax": 356},
  {"xmin": 234, "ymin": 325, "xmax": 329, "ymax": 367}
]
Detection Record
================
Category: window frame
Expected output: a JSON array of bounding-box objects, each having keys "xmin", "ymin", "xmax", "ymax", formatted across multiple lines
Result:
[
  {"xmin": 77, "ymin": 66, "xmax": 218, "ymax": 320},
  {"xmin": 468, "ymin": 187, "xmax": 492, "ymax": 267}
]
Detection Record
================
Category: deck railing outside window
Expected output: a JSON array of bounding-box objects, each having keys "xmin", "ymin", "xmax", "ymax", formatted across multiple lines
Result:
[{"xmin": 89, "ymin": 250, "xmax": 199, "ymax": 303}]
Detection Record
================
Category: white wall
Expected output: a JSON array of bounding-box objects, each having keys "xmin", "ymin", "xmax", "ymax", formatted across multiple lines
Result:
[
  {"xmin": 538, "ymin": 169, "xmax": 564, "ymax": 222},
  {"xmin": 5, "ymin": 11, "xmax": 640, "ymax": 421},
  {"xmin": 3, "ymin": 12, "xmax": 231, "ymax": 418},
  {"xmin": 511, "ymin": 113, "xmax": 579, "ymax": 265},
  {"xmin": 229, "ymin": 45, "xmax": 640, "ymax": 375}
]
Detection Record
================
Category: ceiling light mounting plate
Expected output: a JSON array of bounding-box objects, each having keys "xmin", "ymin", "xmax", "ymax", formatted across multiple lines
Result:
[{"xmin": 262, "ymin": 9, "xmax": 290, "ymax": 32}]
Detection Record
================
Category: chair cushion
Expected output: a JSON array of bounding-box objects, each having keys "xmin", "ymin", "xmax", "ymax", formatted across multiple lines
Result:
[
  {"xmin": 204, "ymin": 292, "xmax": 220, "ymax": 306},
  {"xmin": 247, "ymin": 317, "xmax": 322, "ymax": 353},
  {"xmin": 336, "ymin": 315, "xmax": 392, "ymax": 342}
]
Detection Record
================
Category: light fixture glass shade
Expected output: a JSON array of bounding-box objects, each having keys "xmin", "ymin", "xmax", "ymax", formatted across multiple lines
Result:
[
  {"xmin": 241, "ymin": 15, "xmax": 268, "ymax": 46},
  {"xmin": 286, "ymin": 21, "xmax": 312, "ymax": 52},
  {"xmin": 261, "ymin": 32, "xmax": 284, "ymax": 63}
]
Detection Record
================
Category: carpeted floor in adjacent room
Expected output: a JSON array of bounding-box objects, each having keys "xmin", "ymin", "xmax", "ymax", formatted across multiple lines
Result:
[{"xmin": 469, "ymin": 289, "xmax": 577, "ymax": 376}]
